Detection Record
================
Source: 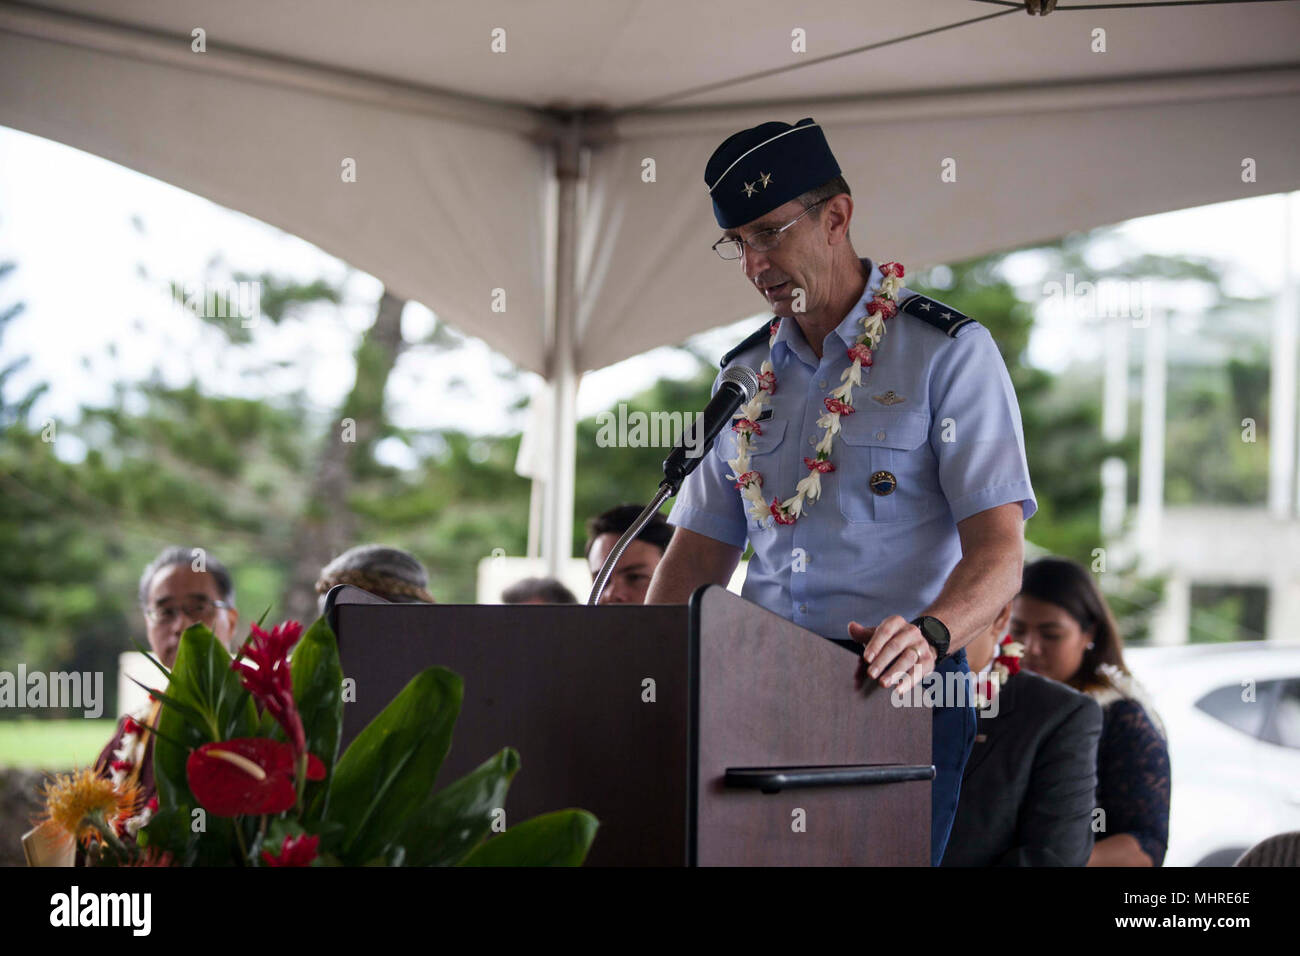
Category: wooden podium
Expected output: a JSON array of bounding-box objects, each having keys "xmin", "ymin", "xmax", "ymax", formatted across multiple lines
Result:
[{"xmin": 330, "ymin": 584, "xmax": 932, "ymax": 866}]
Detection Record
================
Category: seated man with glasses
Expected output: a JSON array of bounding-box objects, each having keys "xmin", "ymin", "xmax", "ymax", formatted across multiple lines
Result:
[{"xmin": 88, "ymin": 545, "xmax": 241, "ymax": 843}]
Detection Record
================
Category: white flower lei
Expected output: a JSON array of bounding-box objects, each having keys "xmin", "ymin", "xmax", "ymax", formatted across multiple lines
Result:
[
  {"xmin": 726, "ymin": 261, "xmax": 906, "ymax": 527},
  {"xmin": 974, "ymin": 636, "xmax": 1025, "ymax": 709}
]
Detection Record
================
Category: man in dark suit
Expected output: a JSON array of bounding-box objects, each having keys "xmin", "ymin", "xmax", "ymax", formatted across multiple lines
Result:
[{"xmin": 942, "ymin": 601, "xmax": 1102, "ymax": 866}]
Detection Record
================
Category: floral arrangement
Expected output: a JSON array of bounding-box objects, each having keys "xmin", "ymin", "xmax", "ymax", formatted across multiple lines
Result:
[{"xmin": 37, "ymin": 617, "xmax": 597, "ymax": 866}]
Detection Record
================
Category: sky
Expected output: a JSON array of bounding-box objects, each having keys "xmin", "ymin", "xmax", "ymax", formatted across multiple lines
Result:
[{"xmin": 1, "ymin": 124, "xmax": 1296, "ymax": 473}]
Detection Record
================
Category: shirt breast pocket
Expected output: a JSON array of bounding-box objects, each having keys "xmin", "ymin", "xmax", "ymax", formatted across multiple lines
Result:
[
  {"xmin": 837, "ymin": 410, "xmax": 941, "ymax": 524},
  {"xmin": 713, "ymin": 419, "xmax": 788, "ymax": 523}
]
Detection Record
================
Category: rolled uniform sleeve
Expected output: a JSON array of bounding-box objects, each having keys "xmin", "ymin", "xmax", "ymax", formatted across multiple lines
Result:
[
  {"xmin": 666, "ymin": 373, "xmax": 750, "ymax": 549},
  {"xmin": 929, "ymin": 325, "xmax": 1037, "ymax": 524}
]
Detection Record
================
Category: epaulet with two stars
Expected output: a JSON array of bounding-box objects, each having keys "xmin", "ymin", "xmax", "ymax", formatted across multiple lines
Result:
[
  {"xmin": 719, "ymin": 320, "xmax": 774, "ymax": 368},
  {"xmin": 900, "ymin": 293, "xmax": 976, "ymax": 338}
]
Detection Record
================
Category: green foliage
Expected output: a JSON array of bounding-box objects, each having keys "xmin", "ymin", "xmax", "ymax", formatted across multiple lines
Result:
[{"xmin": 139, "ymin": 621, "xmax": 597, "ymax": 866}]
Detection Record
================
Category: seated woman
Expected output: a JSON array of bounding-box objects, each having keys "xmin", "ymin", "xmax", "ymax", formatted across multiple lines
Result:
[
  {"xmin": 314, "ymin": 544, "xmax": 436, "ymax": 614},
  {"xmin": 942, "ymin": 600, "xmax": 1102, "ymax": 866},
  {"xmin": 92, "ymin": 545, "xmax": 241, "ymax": 838},
  {"xmin": 1017, "ymin": 556, "xmax": 1171, "ymax": 866}
]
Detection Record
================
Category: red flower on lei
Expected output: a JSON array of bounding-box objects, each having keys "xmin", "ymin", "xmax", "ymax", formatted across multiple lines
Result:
[
  {"xmin": 804, "ymin": 457, "xmax": 835, "ymax": 473},
  {"xmin": 769, "ymin": 499, "xmax": 797, "ymax": 525},
  {"xmin": 846, "ymin": 343, "xmax": 874, "ymax": 365},
  {"xmin": 823, "ymin": 397, "xmax": 854, "ymax": 416}
]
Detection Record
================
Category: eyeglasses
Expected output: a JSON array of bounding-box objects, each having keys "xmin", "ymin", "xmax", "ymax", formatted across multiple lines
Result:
[
  {"xmin": 712, "ymin": 199, "xmax": 827, "ymax": 260},
  {"xmin": 144, "ymin": 598, "xmax": 232, "ymax": 626}
]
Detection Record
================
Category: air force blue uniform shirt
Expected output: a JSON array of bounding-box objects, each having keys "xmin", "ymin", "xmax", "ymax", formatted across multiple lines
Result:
[{"xmin": 668, "ymin": 257, "xmax": 1037, "ymax": 865}]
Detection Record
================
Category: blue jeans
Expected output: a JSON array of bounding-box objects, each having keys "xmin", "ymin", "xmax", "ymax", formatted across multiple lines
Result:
[{"xmin": 929, "ymin": 648, "xmax": 976, "ymax": 866}]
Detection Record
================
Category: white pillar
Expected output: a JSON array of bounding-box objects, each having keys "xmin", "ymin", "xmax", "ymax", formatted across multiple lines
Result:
[
  {"xmin": 541, "ymin": 122, "xmax": 582, "ymax": 576},
  {"xmin": 1100, "ymin": 316, "xmax": 1130, "ymax": 540},
  {"xmin": 1136, "ymin": 308, "xmax": 1167, "ymax": 576},
  {"xmin": 1151, "ymin": 574, "xmax": 1190, "ymax": 646},
  {"xmin": 1272, "ymin": 192, "xmax": 1298, "ymax": 518}
]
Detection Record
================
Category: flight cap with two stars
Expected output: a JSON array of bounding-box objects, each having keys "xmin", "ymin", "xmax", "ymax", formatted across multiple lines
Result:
[{"xmin": 704, "ymin": 117, "xmax": 841, "ymax": 229}]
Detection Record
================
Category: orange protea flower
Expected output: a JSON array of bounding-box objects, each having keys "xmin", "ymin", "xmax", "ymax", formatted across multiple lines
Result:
[{"xmin": 37, "ymin": 768, "xmax": 141, "ymax": 847}]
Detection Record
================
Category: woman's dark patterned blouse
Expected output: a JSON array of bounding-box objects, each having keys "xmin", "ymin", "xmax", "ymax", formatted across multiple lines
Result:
[{"xmin": 1094, "ymin": 697, "xmax": 1171, "ymax": 866}]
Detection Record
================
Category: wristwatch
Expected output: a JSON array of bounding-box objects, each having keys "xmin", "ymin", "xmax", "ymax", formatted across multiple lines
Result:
[{"xmin": 911, "ymin": 615, "xmax": 950, "ymax": 662}]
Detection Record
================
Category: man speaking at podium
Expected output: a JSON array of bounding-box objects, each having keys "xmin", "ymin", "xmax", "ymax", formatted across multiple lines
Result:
[{"xmin": 645, "ymin": 118, "xmax": 1037, "ymax": 866}]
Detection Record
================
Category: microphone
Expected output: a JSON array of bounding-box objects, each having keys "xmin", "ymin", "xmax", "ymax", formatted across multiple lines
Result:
[{"xmin": 660, "ymin": 365, "xmax": 760, "ymax": 494}]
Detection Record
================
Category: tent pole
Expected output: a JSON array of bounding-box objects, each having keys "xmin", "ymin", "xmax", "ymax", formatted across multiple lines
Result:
[{"xmin": 543, "ymin": 121, "xmax": 582, "ymax": 577}]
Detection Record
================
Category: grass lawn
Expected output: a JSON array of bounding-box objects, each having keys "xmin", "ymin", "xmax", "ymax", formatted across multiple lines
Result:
[{"xmin": 0, "ymin": 719, "xmax": 117, "ymax": 769}]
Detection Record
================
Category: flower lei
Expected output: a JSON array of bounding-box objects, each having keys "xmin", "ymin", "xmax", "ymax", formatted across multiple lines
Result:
[
  {"xmin": 726, "ymin": 261, "xmax": 905, "ymax": 526},
  {"xmin": 974, "ymin": 635, "xmax": 1025, "ymax": 709},
  {"xmin": 107, "ymin": 700, "xmax": 160, "ymax": 837}
]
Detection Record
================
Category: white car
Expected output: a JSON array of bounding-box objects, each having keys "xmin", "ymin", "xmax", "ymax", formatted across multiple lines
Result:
[{"xmin": 1123, "ymin": 642, "xmax": 1300, "ymax": 866}]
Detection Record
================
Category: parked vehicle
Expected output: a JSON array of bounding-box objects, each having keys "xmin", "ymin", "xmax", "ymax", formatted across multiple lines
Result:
[{"xmin": 1123, "ymin": 642, "xmax": 1300, "ymax": 866}]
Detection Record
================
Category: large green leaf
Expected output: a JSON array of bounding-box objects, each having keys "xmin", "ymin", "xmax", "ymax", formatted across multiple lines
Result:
[
  {"xmin": 289, "ymin": 617, "xmax": 345, "ymax": 821},
  {"xmin": 152, "ymin": 624, "xmax": 257, "ymax": 812},
  {"xmin": 328, "ymin": 667, "xmax": 461, "ymax": 865},
  {"xmin": 396, "ymin": 748, "xmax": 520, "ymax": 866},
  {"xmin": 457, "ymin": 810, "xmax": 598, "ymax": 867}
]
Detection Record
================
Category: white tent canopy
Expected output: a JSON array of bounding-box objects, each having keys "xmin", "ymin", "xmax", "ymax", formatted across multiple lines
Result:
[{"xmin": 3, "ymin": 0, "xmax": 1298, "ymax": 569}]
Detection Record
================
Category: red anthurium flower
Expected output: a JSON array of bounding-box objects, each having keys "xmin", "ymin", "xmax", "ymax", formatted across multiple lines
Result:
[
  {"xmin": 262, "ymin": 833, "xmax": 320, "ymax": 867},
  {"xmin": 187, "ymin": 738, "xmax": 325, "ymax": 817},
  {"xmin": 232, "ymin": 621, "xmax": 306, "ymax": 757}
]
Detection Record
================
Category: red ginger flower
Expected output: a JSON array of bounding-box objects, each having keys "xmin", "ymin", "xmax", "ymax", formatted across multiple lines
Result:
[
  {"xmin": 847, "ymin": 343, "xmax": 873, "ymax": 365},
  {"xmin": 804, "ymin": 457, "xmax": 835, "ymax": 474},
  {"xmin": 880, "ymin": 261, "xmax": 905, "ymax": 278},
  {"xmin": 187, "ymin": 738, "xmax": 325, "ymax": 817},
  {"xmin": 867, "ymin": 297, "xmax": 898, "ymax": 320},
  {"xmin": 262, "ymin": 833, "xmax": 320, "ymax": 867},
  {"xmin": 824, "ymin": 397, "xmax": 854, "ymax": 416},
  {"xmin": 232, "ymin": 621, "xmax": 305, "ymax": 757}
]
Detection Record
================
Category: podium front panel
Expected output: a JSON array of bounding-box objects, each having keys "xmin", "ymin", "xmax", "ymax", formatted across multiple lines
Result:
[{"xmin": 337, "ymin": 603, "xmax": 691, "ymax": 866}]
